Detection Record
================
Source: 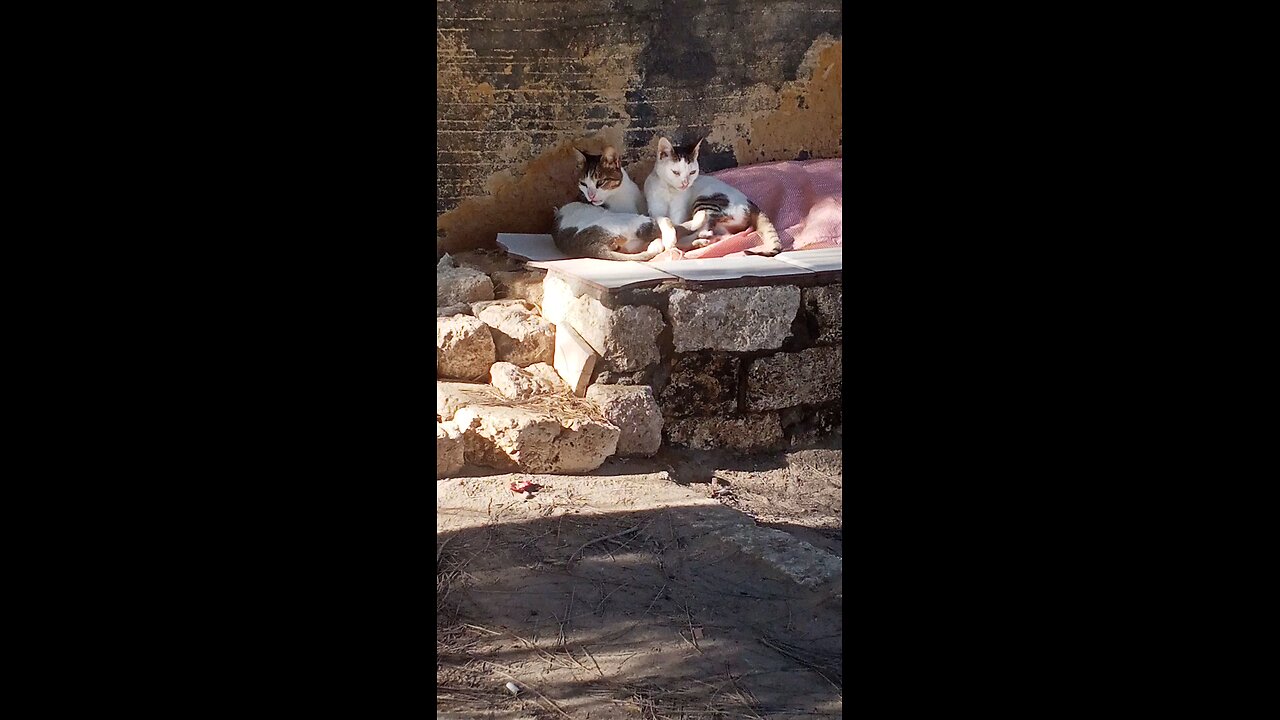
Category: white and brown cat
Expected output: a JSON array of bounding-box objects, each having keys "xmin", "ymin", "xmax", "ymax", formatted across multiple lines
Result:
[
  {"xmin": 553, "ymin": 202, "xmax": 708, "ymax": 261},
  {"xmin": 572, "ymin": 146, "xmax": 646, "ymax": 214},
  {"xmin": 642, "ymin": 137, "xmax": 782, "ymax": 256}
]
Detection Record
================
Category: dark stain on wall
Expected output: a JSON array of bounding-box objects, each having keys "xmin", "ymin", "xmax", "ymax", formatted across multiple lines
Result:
[
  {"xmin": 437, "ymin": 0, "xmax": 841, "ymax": 252},
  {"xmin": 634, "ymin": 0, "xmax": 720, "ymax": 87},
  {"xmin": 696, "ymin": 142, "xmax": 739, "ymax": 174}
]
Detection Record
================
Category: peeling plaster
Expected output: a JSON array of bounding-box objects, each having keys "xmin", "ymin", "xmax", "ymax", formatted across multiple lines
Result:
[
  {"xmin": 436, "ymin": 143, "xmax": 583, "ymax": 253},
  {"xmin": 436, "ymin": 8, "xmax": 841, "ymax": 253},
  {"xmin": 733, "ymin": 36, "xmax": 843, "ymax": 166}
]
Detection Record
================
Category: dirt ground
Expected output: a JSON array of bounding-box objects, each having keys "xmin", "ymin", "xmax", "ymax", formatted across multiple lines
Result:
[{"xmin": 437, "ymin": 434, "xmax": 843, "ymax": 718}]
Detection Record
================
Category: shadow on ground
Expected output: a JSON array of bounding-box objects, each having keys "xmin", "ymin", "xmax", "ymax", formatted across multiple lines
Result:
[{"xmin": 438, "ymin": 499, "xmax": 843, "ymax": 718}]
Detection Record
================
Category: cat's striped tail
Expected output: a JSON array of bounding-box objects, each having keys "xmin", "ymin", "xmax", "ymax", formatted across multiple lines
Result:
[{"xmin": 745, "ymin": 202, "xmax": 783, "ymax": 257}]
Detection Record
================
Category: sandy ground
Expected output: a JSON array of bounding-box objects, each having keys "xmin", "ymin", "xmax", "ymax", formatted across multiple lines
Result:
[{"xmin": 437, "ymin": 436, "xmax": 842, "ymax": 718}]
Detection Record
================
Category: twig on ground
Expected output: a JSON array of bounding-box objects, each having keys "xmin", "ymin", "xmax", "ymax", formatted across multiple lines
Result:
[
  {"xmin": 596, "ymin": 582, "xmax": 628, "ymax": 613},
  {"xmin": 684, "ymin": 603, "xmax": 702, "ymax": 652},
  {"xmin": 559, "ymin": 586, "xmax": 575, "ymax": 647},
  {"xmin": 481, "ymin": 661, "xmax": 573, "ymax": 719},
  {"xmin": 568, "ymin": 524, "xmax": 643, "ymax": 564},
  {"xmin": 582, "ymin": 644, "xmax": 606, "ymax": 678},
  {"xmin": 643, "ymin": 582, "xmax": 668, "ymax": 616},
  {"xmin": 759, "ymin": 637, "xmax": 843, "ymax": 692}
]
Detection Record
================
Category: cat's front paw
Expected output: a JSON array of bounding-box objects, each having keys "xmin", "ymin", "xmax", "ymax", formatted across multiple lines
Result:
[{"xmin": 745, "ymin": 246, "xmax": 781, "ymax": 257}]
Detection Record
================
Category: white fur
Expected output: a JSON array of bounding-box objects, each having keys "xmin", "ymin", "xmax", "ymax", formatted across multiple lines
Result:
[
  {"xmin": 556, "ymin": 202, "xmax": 708, "ymax": 253},
  {"xmin": 643, "ymin": 137, "xmax": 752, "ymax": 227},
  {"xmin": 687, "ymin": 175, "xmax": 754, "ymax": 238},
  {"xmin": 643, "ymin": 137, "xmax": 699, "ymax": 221},
  {"xmin": 581, "ymin": 168, "xmax": 646, "ymax": 214},
  {"xmin": 556, "ymin": 202, "xmax": 655, "ymax": 242}
]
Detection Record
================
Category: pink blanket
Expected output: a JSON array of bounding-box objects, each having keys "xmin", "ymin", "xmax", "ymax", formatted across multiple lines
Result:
[{"xmin": 649, "ymin": 158, "xmax": 843, "ymax": 261}]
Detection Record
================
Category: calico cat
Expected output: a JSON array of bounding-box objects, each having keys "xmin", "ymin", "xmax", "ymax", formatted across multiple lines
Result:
[
  {"xmin": 642, "ymin": 137, "xmax": 783, "ymax": 256},
  {"xmin": 554, "ymin": 202, "xmax": 707, "ymax": 261},
  {"xmin": 573, "ymin": 146, "xmax": 647, "ymax": 215}
]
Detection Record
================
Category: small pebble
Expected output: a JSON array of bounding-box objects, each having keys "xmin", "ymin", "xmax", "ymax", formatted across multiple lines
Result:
[{"xmin": 505, "ymin": 681, "xmax": 521, "ymax": 695}]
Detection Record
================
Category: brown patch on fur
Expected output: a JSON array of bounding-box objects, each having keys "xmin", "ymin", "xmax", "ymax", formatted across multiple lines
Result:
[
  {"xmin": 553, "ymin": 223, "xmax": 664, "ymax": 262},
  {"xmin": 574, "ymin": 135, "xmax": 630, "ymax": 194},
  {"xmin": 578, "ymin": 151, "xmax": 623, "ymax": 189},
  {"xmin": 635, "ymin": 221, "xmax": 659, "ymax": 242}
]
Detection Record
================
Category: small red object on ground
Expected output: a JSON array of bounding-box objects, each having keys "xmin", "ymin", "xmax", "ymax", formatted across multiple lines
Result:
[{"xmin": 510, "ymin": 480, "xmax": 541, "ymax": 494}]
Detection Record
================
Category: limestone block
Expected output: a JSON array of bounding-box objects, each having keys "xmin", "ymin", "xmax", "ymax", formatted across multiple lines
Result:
[
  {"xmin": 657, "ymin": 352, "xmax": 740, "ymax": 418},
  {"xmin": 564, "ymin": 295, "xmax": 664, "ymax": 371},
  {"xmin": 539, "ymin": 273, "xmax": 576, "ymax": 325},
  {"xmin": 525, "ymin": 362, "xmax": 570, "ymax": 391},
  {"xmin": 668, "ymin": 286, "xmax": 800, "ymax": 352},
  {"xmin": 451, "ymin": 248, "xmax": 522, "ymax": 276},
  {"xmin": 436, "ymin": 315, "xmax": 496, "ymax": 381},
  {"xmin": 780, "ymin": 405, "xmax": 842, "ymax": 448},
  {"xmin": 553, "ymin": 322, "xmax": 597, "ymax": 397},
  {"xmin": 437, "ymin": 422, "xmax": 465, "ymax": 478},
  {"xmin": 664, "ymin": 413, "xmax": 784, "ymax": 452},
  {"xmin": 470, "ymin": 298, "xmax": 539, "ymax": 315},
  {"xmin": 490, "ymin": 361, "xmax": 569, "ymax": 400},
  {"xmin": 586, "ymin": 384, "xmax": 663, "ymax": 456},
  {"xmin": 802, "ymin": 284, "xmax": 842, "ymax": 345},
  {"xmin": 453, "ymin": 402, "xmax": 620, "ymax": 473},
  {"xmin": 594, "ymin": 362, "xmax": 656, "ymax": 386},
  {"xmin": 437, "ymin": 254, "xmax": 495, "ymax": 307},
  {"xmin": 493, "ymin": 269, "xmax": 545, "ymax": 305},
  {"xmin": 745, "ymin": 346, "xmax": 842, "ymax": 411},
  {"xmin": 437, "ymin": 381, "xmax": 506, "ymax": 421},
  {"xmin": 474, "ymin": 301, "xmax": 555, "ymax": 367},
  {"xmin": 436, "ymin": 304, "xmax": 472, "ymax": 317}
]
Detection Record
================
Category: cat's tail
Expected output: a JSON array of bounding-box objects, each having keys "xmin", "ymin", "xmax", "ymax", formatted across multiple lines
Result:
[
  {"xmin": 745, "ymin": 202, "xmax": 783, "ymax": 257},
  {"xmin": 591, "ymin": 247, "xmax": 663, "ymax": 262}
]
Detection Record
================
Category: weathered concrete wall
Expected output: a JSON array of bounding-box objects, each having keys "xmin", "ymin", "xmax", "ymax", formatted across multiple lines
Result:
[{"xmin": 437, "ymin": 0, "xmax": 842, "ymax": 253}]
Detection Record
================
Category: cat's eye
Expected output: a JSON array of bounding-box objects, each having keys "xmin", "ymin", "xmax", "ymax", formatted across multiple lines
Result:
[{"xmin": 672, "ymin": 170, "xmax": 680, "ymax": 175}]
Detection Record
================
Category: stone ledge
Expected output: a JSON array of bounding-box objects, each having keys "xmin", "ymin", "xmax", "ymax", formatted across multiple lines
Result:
[
  {"xmin": 668, "ymin": 285, "xmax": 801, "ymax": 352},
  {"xmin": 745, "ymin": 346, "xmax": 842, "ymax": 411},
  {"xmin": 665, "ymin": 413, "xmax": 784, "ymax": 453},
  {"xmin": 500, "ymin": 234, "xmax": 842, "ymax": 298}
]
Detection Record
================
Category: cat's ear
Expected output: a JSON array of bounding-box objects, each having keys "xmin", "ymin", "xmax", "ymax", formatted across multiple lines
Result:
[
  {"xmin": 572, "ymin": 148, "xmax": 586, "ymax": 166},
  {"xmin": 657, "ymin": 137, "xmax": 673, "ymax": 160},
  {"xmin": 691, "ymin": 138, "xmax": 703, "ymax": 161},
  {"xmin": 601, "ymin": 146, "xmax": 620, "ymax": 167}
]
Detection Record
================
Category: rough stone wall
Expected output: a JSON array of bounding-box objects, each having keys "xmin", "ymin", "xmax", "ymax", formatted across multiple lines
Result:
[
  {"xmin": 652, "ymin": 283, "xmax": 843, "ymax": 451},
  {"xmin": 545, "ymin": 274, "xmax": 844, "ymax": 452},
  {"xmin": 437, "ymin": 0, "xmax": 842, "ymax": 253}
]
